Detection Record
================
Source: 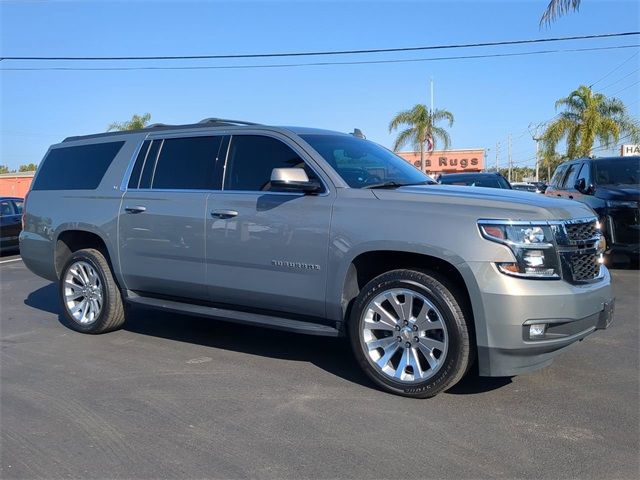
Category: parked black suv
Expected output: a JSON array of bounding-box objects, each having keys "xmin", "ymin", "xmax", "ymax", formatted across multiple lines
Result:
[
  {"xmin": 437, "ymin": 172, "xmax": 512, "ymax": 189},
  {"xmin": 546, "ymin": 156, "xmax": 640, "ymax": 261}
]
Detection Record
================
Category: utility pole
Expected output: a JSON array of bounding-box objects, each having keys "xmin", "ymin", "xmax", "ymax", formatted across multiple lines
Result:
[
  {"xmin": 430, "ymin": 77, "xmax": 434, "ymax": 113},
  {"xmin": 508, "ymin": 133, "xmax": 512, "ymax": 182},
  {"xmin": 495, "ymin": 142, "xmax": 500, "ymax": 172},
  {"xmin": 529, "ymin": 123, "xmax": 543, "ymax": 182},
  {"xmin": 534, "ymin": 138, "xmax": 540, "ymax": 182}
]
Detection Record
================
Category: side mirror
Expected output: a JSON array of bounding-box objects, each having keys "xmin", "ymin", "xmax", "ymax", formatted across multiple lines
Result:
[
  {"xmin": 270, "ymin": 168, "xmax": 321, "ymax": 194},
  {"xmin": 574, "ymin": 178, "xmax": 594, "ymax": 194}
]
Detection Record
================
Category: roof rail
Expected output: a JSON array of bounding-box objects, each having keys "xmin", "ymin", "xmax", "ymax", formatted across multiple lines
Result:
[{"xmin": 198, "ymin": 118, "xmax": 260, "ymax": 126}]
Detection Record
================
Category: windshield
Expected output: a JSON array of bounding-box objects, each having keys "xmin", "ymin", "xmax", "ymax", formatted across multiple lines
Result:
[
  {"xmin": 300, "ymin": 134, "xmax": 434, "ymax": 188},
  {"xmin": 594, "ymin": 157, "xmax": 640, "ymax": 186}
]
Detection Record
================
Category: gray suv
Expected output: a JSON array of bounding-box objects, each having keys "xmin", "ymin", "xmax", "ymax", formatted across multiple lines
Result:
[{"xmin": 20, "ymin": 118, "xmax": 614, "ymax": 398}]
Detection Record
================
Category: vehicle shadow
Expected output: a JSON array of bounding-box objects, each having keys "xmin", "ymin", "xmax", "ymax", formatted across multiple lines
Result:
[{"xmin": 24, "ymin": 283, "xmax": 511, "ymax": 396}]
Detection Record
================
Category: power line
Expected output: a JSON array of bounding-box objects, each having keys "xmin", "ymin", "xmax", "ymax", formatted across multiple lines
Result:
[
  {"xmin": 2, "ymin": 44, "xmax": 637, "ymax": 72},
  {"xmin": 595, "ymin": 69, "xmax": 639, "ymax": 92},
  {"xmin": 589, "ymin": 51, "xmax": 639, "ymax": 88},
  {"xmin": 1, "ymin": 31, "xmax": 638, "ymax": 62},
  {"xmin": 610, "ymin": 80, "xmax": 640, "ymax": 96}
]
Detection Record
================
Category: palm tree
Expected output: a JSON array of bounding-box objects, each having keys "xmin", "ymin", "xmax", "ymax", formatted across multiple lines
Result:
[
  {"xmin": 540, "ymin": 0, "xmax": 581, "ymax": 27},
  {"xmin": 541, "ymin": 85, "xmax": 639, "ymax": 159},
  {"xmin": 107, "ymin": 113, "xmax": 152, "ymax": 132},
  {"xmin": 388, "ymin": 104, "xmax": 454, "ymax": 172}
]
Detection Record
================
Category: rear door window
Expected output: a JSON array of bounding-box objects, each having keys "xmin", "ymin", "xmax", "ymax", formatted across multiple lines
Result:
[
  {"xmin": 151, "ymin": 136, "xmax": 224, "ymax": 190},
  {"xmin": 32, "ymin": 141, "xmax": 124, "ymax": 190}
]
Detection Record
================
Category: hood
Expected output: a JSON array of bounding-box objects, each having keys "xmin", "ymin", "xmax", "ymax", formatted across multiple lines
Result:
[
  {"xmin": 594, "ymin": 184, "xmax": 640, "ymax": 201},
  {"xmin": 371, "ymin": 184, "xmax": 596, "ymax": 221}
]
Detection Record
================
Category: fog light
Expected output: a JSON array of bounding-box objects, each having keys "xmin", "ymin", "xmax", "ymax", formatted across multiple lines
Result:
[{"xmin": 529, "ymin": 324, "xmax": 546, "ymax": 338}]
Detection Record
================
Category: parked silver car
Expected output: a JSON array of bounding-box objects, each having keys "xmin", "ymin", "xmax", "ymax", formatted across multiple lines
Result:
[{"xmin": 20, "ymin": 118, "xmax": 614, "ymax": 397}]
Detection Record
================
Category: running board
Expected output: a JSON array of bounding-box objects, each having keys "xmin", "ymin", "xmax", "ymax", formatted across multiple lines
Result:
[{"xmin": 125, "ymin": 293, "xmax": 340, "ymax": 337}]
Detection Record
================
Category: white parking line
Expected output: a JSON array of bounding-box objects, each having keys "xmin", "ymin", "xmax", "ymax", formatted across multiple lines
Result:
[{"xmin": 0, "ymin": 258, "xmax": 23, "ymax": 265}]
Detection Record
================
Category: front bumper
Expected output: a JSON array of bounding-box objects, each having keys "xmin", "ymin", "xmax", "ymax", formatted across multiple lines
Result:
[{"xmin": 467, "ymin": 262, "xmax": 614, "ymax": 377}]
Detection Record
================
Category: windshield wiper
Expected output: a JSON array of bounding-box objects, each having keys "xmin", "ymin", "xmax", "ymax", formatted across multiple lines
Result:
[{"xmin": 363, "ymin": 180, "xmax": 434, "ymax": 189}]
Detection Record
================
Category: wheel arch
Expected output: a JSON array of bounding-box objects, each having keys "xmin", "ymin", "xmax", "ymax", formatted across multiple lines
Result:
[
  {"xmin": 54, "ymin": 227, "xmax": 117, "ymax": 282},
  {"xmin": 334, "ymin": 248, "xmax": 486, "ymax": 356}
]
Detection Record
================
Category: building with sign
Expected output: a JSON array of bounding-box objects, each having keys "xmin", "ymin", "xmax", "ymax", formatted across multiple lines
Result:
[
  {"xmin": 0, "ymin": 172, "xmax": 35, "ymax": 198},
  {"xmin": 396, "ymin": 149, "xmax": 485, "ymax": 176},
  {"xmin": 620, "ymin": 144, "xmax": 640, "ymax": 157}
]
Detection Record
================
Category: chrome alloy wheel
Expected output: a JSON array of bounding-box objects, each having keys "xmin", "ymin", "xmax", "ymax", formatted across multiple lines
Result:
[
  {"xmin": 361, "ymin": 288, "xmax": 449, "ymax": 383},
  {"xmin": 63, "ymin": 261, "xmax": 104, "ymax": 325}
]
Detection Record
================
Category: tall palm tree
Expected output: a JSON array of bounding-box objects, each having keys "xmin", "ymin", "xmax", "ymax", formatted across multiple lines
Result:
[
  {"xmin": 107, "ymin": 113, "xmax": 152, "ymax": 132},
  {"xmin": 540, "ymin": 0, "xmax": 581, "ymax": 27},
  {"xmin": 388, "ymin": 104, "xmax": 454, "ymax": 172},
  {"xmin": 542, "ymin": 85, "xmax": 638, "ymax": 159}
]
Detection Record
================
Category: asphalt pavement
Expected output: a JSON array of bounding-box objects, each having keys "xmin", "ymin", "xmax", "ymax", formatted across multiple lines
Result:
[{"xmin": 1, "ymin": 254, "xmax": 638, "ymax": 479}]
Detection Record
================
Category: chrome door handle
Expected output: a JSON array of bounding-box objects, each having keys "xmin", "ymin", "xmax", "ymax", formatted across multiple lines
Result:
[
  {"xmin": 211, "ymin": 209, "xmax": 238, "ymax": 219},
  {"xmin": 125, "ymin": 206, "xmax": 147, "ymax": 214}
]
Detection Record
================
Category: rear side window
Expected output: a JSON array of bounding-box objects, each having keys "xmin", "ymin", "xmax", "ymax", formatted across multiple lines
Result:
[
  {"xmin": 32, "ymin": 141, "xmax": 124, "ymax": 191},
  {"xmin": 152, "ymin": 136, "xmax": 223, "ymax": 190}
]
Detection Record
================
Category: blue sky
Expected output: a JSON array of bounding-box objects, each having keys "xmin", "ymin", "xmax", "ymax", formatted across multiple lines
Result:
[{"xmin": 1, "ymin": 0, "xmax": 639, "ymax": 171}]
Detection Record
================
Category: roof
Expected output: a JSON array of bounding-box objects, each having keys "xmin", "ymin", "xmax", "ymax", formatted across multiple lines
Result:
[{"xmin": 62, "ymin": 118, "xmax": 349, "ymax": 143}]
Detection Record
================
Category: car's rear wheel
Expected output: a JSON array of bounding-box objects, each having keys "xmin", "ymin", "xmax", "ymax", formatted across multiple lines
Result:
[
  {"xmin": 349, "ymin": 269, "xmax": 473, "ymax": 398},
  {"xmin": 59, "ymin": 248, "xmax": 125, "ymax": 334}
]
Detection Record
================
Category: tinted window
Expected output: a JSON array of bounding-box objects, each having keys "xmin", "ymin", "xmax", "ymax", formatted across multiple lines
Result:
[
  {"xmin": 576, "ymin": 162, "xmax": 591, "ymax": 186},
  {"xmin": 224, "ymin": 135, "xmax": 320, "ymax": 191},
  {"xmin": 0, "ymin": 200, "xmax": 14, "ymax": 216},
  {"xmin": 32, "ymin": 141, "xmax": 124, "ymax": 190},
  {"xmin": 594, "ymin": 157, "xmax": 640, "ymax": 185},
  {"xmin": 439, "ymin": 175, "xmax": 509, "ymax": 189},
  {"xmin": 12, "ymin": 200, "xmax": 23, "ymax": 214},
  {"xmin": 561, "ymin": 163, "xmax": 579, "ymax": 189},
  {"xmin": 128, "ymin": 140, "xmax": 151, "ymax": 188},
  {"xmin": 139, "ymin": 140, "xmax": 161, "ymax": 189},
  {"xmin": 152, "ymin": 136, "xmax": 223, "ymax": 190},
  {"xmin": 301, "ymin": 134, "xmax": 433, "ymax": 188},
  {"xmin": 550, "ymin": 164, "xmax": 568, "ymax": 187}
]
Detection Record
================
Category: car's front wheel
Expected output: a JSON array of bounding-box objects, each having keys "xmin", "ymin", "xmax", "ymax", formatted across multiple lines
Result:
[
  {"xmin": 59, "ymin": 248, "xmax": 125, "ymax": 334},
  {"xmin": 349, "ymin": 269, "xmax": 473, "ymax": 398}
]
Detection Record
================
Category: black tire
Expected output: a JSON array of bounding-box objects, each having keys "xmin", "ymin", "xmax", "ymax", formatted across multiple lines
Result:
[
  {"xmin": 348, "ymin": 269, "xmax": 473, "ymax": 398},
  {"xmin": 59, "ymin": 248, "xmax": 125, "ymax": 334}
]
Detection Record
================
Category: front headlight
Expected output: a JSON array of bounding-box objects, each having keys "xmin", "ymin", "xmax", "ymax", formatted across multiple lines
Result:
[
  {"xmin": 606, "ymin": 200, "xmax": 638, "ymax": 208},
  {"xmin": 478, "ymin": 222, "xmax": 560, "ymax": 279}
]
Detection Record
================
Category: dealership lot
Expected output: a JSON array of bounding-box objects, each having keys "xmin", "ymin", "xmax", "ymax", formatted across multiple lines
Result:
[{"xmin": 1, "ymin": 255, "xmax": 638, "ymax": 479}]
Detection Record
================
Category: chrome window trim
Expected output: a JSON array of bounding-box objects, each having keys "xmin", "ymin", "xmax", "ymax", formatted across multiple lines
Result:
[
  {"xmin": 119, "ymin": 135, "xmax": 149, "ymax": 192},
  {"xmin": 149, "ymin": 139, "xmax": 164, "ymax": 188}
]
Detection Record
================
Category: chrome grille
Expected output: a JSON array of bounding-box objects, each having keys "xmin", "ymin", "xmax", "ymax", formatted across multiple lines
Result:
[
  {"xmin": 570, "ymin": 252, "xmax": 601, "ymax": 282},
  {"xmin": 556, "ymin": 218, "xmax": 603, "ymax": 283},
  {"xmin": 565, "ymin": 220, "xmax": 598, "ymax": 242}
]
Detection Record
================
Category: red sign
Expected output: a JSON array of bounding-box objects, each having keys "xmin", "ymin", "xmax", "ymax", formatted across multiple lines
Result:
[{"xmin": 397, "ymin": 149, "xmax": 485, "ymax": 174}]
